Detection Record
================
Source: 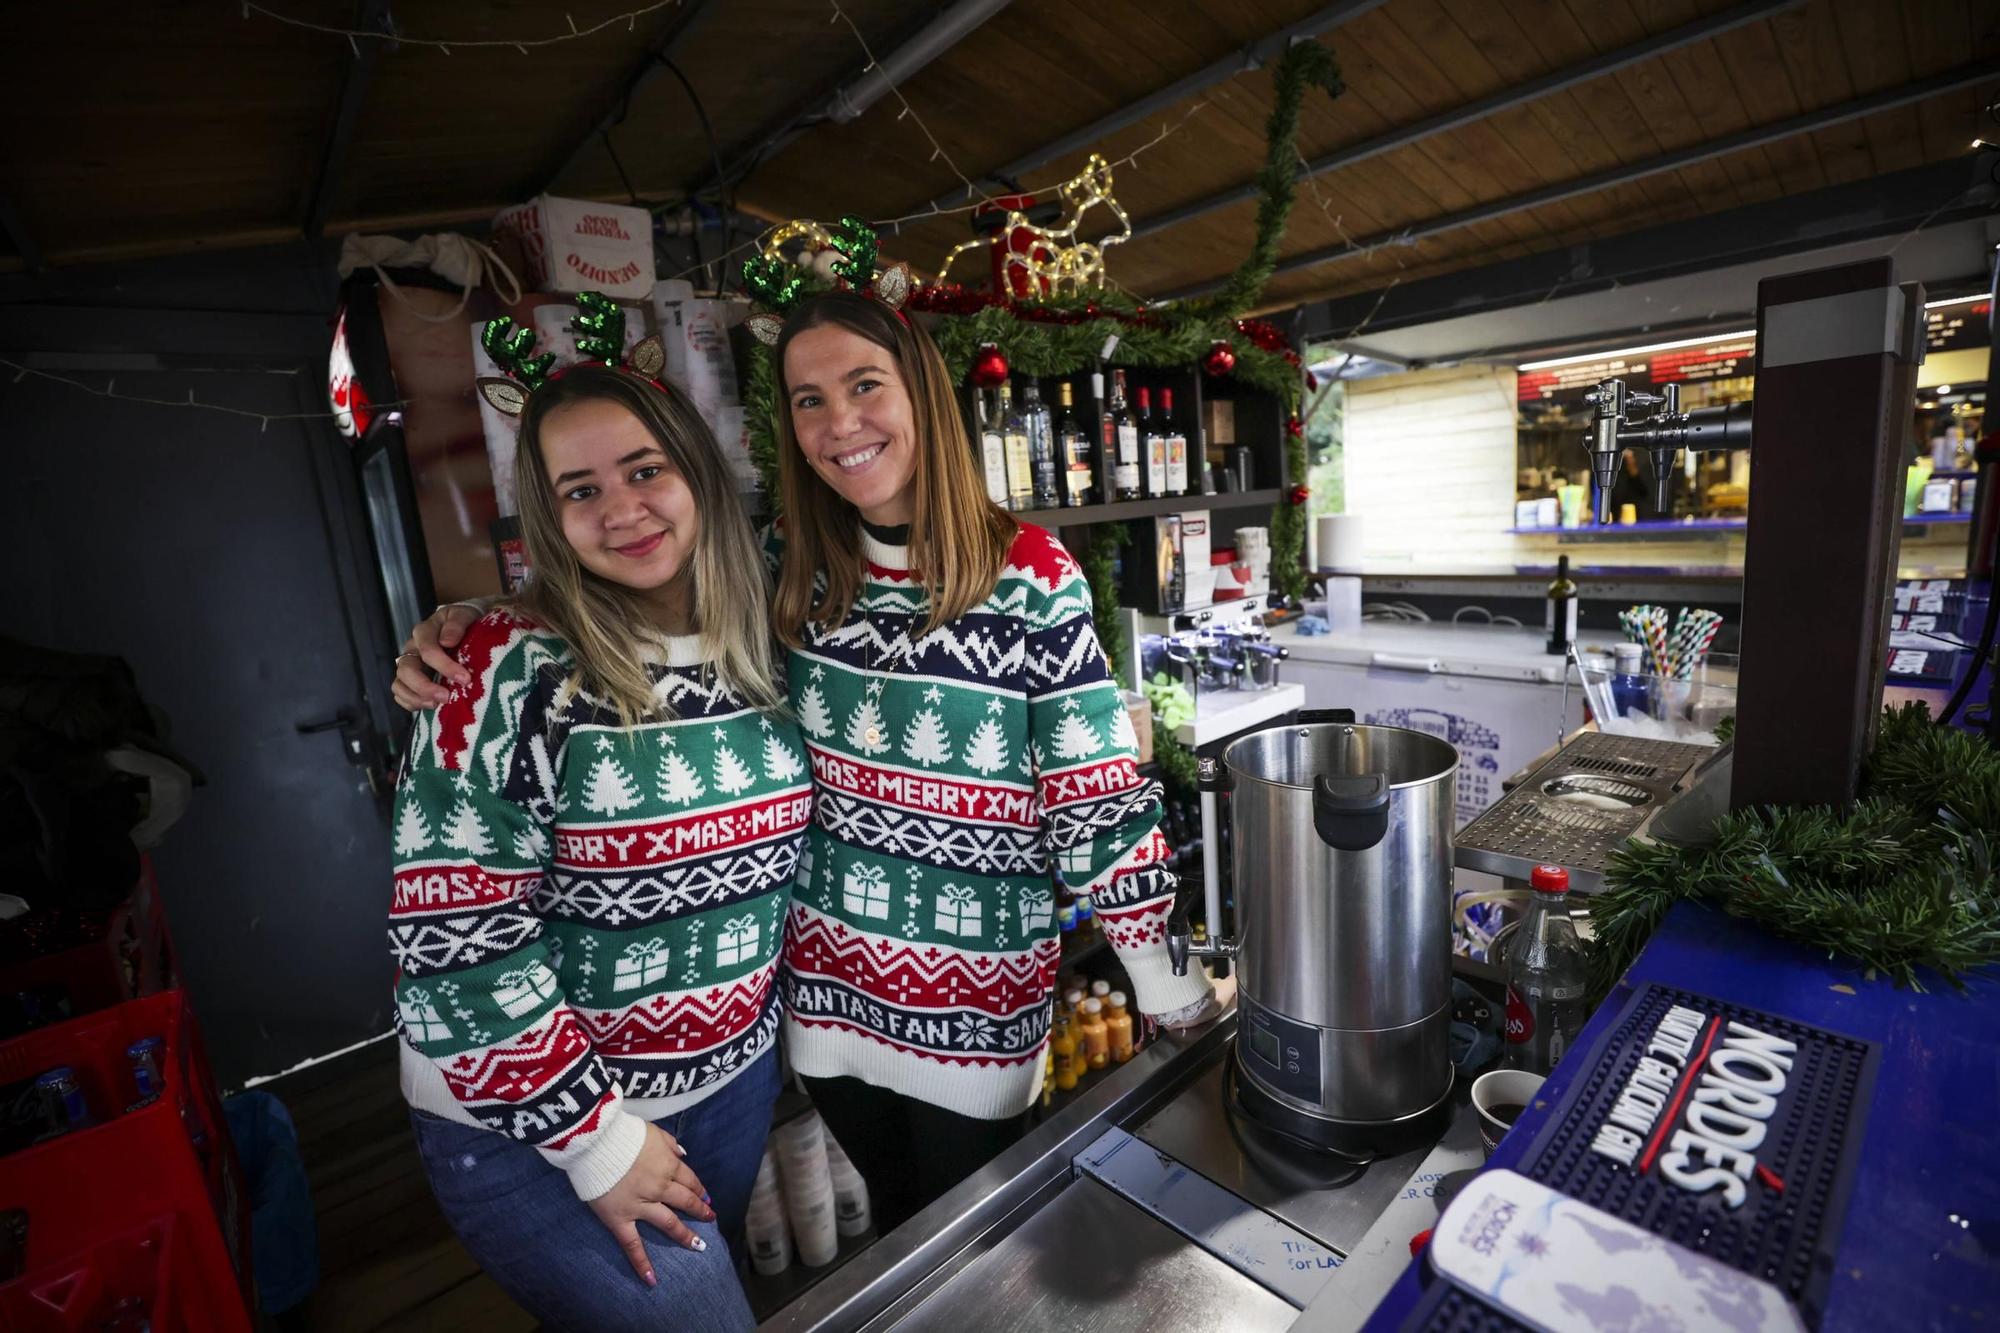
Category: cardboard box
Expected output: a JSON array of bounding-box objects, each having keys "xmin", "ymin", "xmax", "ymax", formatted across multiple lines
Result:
[
  {"xmin": 491, "ymin": 195, "xmax": 655, "ymax": 299},
  {"xmin": 1202, "ymin": 398, "xmax": 1236, "ymax": 446}
]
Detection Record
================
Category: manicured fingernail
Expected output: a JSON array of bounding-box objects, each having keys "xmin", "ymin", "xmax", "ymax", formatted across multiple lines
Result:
[
  {"xmin": 690, "ymin": 1235, "xmax": 707, "ymax": 1252},
  {"xmin": 643, "ymin": 1269, "xmax": 657, "ymax": 1287},
  {"xmin": 701, "ymin": 1192, "xmax": 711, "ymax": 1205},
  {"xmin": 674, "ymin": 1143, "xmax": 688, "ymax": 1158}
]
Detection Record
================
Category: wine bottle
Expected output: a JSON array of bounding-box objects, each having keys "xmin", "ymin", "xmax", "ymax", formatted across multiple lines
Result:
[
  {"xmin": 1161, "ymin": 387, "xmax": 1188, "ymax": 495},
  {"xmin": 1111, "ymin": 369, "xmax": 1141, "ymax": 501},
  {"xmin": 1056, "ymin": 381, "xmax": 1092, "ymax": 507},
  {"xmin": 1025, "ymin": 381, "xmax": 1058, "ymax": 510},
  {"xmin": 1546, "ymin": 554, "xmax": 1578, "ymax": 656},
  {"xmin": 1138, "ymin": 386, "xmax": 1166, "ymax": 497},
  {"xmin": 1001, "ymin": 382, "xmax": 1034, "ymax": 513},
  {"xmin": 977, "ymin": 390, "xmax": 1008, "ymax": 508}
]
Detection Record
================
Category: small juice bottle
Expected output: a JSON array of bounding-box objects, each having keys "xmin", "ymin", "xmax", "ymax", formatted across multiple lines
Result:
[
  {"xmin": 1105, "ymin": 990, "xmax": 1135, "ymax": 1064},
  {"xmin": 1050, "ymin": 1009, "xmax": 1079, "ymax": 1091},
  {"xmin": 1079, "ymin": 998, "xmax": 1110, "ymax": 1070}
]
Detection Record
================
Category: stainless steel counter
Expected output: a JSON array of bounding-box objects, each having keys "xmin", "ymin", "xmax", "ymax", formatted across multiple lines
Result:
[{"xmin": 759, "ymin": 1007, "xmax": 1487, "ymax": 1333}]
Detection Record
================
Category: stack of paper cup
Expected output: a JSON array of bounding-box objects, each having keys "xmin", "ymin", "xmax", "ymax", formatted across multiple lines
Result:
[
  {"xmin": 824, "ymin": 1133, "xmax": 873, "ymax": 1237},
  {"xmin": 773, "ymin": 1113, "xmax": 840, "ymax": 1267},
  {"xmin": 745, "ymin": 1150, "xmax": 793, "ymax": 1276}
]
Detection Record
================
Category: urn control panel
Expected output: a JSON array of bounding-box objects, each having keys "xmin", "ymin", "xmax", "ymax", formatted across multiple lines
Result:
[{"xmin": 1239, "ymin": 993, "xmax": 1323, "ymax": 1106}]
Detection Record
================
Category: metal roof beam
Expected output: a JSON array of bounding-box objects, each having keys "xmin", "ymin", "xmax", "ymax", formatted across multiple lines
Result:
[
  {"xmin": 1161, "ymin": 59, "xmax": 2000, "ymax": 303},
  {"xmin": 1129, "ymin": 0, "xmax": 1805, "ymax": 245},
  {"xmin": 891, "ymin": 0, "xmax": 1388, "ymax": 232},
  {"xmin": 534, "ymin": 0, "xmax": 719, "ymax": 199},
  {"xmin": 304, "ymin": 0, "xmax": 396, "ymax": 239},
  {"xmin": 1294, "ymin": 158, "xmax": 1995, "ymax": 346}
]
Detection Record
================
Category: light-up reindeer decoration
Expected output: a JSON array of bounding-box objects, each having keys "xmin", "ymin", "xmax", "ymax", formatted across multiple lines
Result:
[{"xmin": 936, "ymin": 153, "xmax": 1133, "ymax": 299}]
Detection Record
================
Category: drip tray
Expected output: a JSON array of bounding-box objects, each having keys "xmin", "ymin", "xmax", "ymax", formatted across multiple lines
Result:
[
  {"xmin": 1454, "ymin": 731, "xmax": 1712, "ymax": 891},
  {"xmin": 880, "ymin": 1177, "xmax": 1297, "ymax": 1333},
  {"xmin": 1130, "ymin": 1060, "xmax": 1444, "ymax": 1255}
]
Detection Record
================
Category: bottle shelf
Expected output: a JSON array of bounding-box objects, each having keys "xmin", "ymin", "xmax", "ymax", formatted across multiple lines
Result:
[{"xmin": 1017, "ymin": 489, "xmax": 1283, "ymax": 526}]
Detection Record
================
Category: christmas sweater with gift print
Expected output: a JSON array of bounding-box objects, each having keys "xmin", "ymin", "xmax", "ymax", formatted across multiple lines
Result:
[
  {"xmin": 781, "ymin": 524, "xmax": 1209, "ymax": 1119},
  {"xmin": 389, "ymin": 608, "xmax": 811, "ymax": 1200}
]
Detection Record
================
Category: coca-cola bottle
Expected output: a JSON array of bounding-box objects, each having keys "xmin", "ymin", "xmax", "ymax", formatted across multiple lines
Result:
[{"xmin": 1502, "ymin": 864, "xmax": 1589, "ymax": 1074}]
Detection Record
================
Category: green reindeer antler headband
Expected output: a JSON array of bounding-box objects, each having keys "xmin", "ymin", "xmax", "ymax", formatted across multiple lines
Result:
[
  {"xmin": 739, "ymin": 214, "xmax": 913, "ymax": 346},
  {"xmin": 476, "ymin": 291, "xmax": 668, "ymax": 417}
]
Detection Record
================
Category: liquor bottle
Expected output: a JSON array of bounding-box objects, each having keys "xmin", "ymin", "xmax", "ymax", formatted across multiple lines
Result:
[
  {"xmin": 1138, "ymin": 387, "xmax": 1167, "ymax": 497},
  {"xmin": 1093, "ymin": 371, "xmax": 1119, "ymax": 503},
  {"xmin": 1056, "ymin": 382, "xmax": 1093, "ymax": 507},
  {"xmin": 1502, "ymin": 864, "xmax": 1589, "ymax": 1075},
  {"xmin": 1545, "ymin": 554, "xmax": 1578, "ymax": 656},
  {"xmin": 977, "ymin": 390, "xmax": 1008, "ymax": 508},
  {"xmin": 1000, "ymin": 382, "xmax": 1034, "ymax": 513},
  {"xmin": 1110, "ymin": 370, "xmax": 1141, "ymax": 500},
  {"xmin": 1161, "ymin": 388, "xmax": 1189, "ymax": 495},
  {"xmin": 1024, "ymin": 381, "xmax": 1059, "ymax": 510}
]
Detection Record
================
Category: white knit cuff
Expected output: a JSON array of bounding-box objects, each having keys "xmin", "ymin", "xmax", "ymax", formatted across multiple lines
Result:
[
  {"xmin": 558, "ymin": 1106, "xmax": 649, "ymax": 1202},
  {"xmin": 1120, "ymin": 946, "xmax": 1215, "ymax": 1018}
]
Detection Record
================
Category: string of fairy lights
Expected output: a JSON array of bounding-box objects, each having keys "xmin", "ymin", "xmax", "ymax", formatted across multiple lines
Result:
[{"xmin": 3, "ymin": 2, "xmax": 1215, "ymax": 430}]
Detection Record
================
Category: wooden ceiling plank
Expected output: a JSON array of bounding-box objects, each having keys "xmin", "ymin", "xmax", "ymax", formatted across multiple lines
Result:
[
  {"xmin": 1566, "ymin": 0, "xmax": 1747, "ymax": 210},
  {"xmin": 1506, "ymin": 1, "xmax": 1704, "ymax": 219},
  {"xmin": 1342, "ymin": 9, "xmax": 1555, "ymax": 250},
  {"xmin": 1163, "ymin": 56, "xmax": 2000, "ymax": 301},
  {"xmin": 1658, "ymin": 38, "xmax": 1784, "ymax": 206},
  {"xmin": 1900, "ymin": 0, "xmax": 1976, "ymax": 161},
  {"xmin": 1832, "ymin": 0, "xmax": 1921, "ymax": 177},
  {"xmin": 1711, "ymin": 15, "xmax": 1826, "ymax": 193},
  {"xmin": 1402, "ymin": 0, "xmax": 1602, "ymax": 241},
  {"xmin": 1770, "ymin": 0, "xmax": 1872, "ymax": 187}
]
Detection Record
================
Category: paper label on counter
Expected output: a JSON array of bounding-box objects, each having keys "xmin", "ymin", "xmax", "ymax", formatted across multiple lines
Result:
[{"xmin": 1430, "ymin": 1169, "xmax": 1806, "ymax": 1333}]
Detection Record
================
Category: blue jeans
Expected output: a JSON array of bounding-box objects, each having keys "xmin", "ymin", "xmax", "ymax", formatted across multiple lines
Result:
[{"xmin": 410, "ymin": 1050, "xmax": 781, "ymax": 1333}]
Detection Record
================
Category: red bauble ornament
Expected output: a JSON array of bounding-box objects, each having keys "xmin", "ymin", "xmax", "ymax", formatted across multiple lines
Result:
[
  {"xmin": 1289, "ymin": 484, "xmax": 1310, "ymax": 506},
  {"xmin": 1286, "ymin": 416, "xmax": 1304, "ymax": 438},
  {"xmin": 1305, "ymin": 371, "xmax": 1320, "ymax": 391},
  {"xmin": 970, "ymin": 343, "xmax": 1010, "ymax": 388},
  {"xmin": 1202, "ymin": 340, "xmax": 1237, "ymax": 377}
]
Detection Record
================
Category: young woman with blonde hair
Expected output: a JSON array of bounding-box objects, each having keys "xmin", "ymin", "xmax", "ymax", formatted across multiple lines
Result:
[
  {"xmin": 389, "ymin": 362, "xmax": 807, "ymax": 1331},
  {"xmin": 398, "ymin": 290, "xmax": 1219, "ymax": 1236}
]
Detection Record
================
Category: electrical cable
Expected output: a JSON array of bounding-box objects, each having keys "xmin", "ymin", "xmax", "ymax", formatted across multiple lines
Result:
[
  {"xmin": 600, "ymin": 130, "xmax": 642, "ymax": 208},
  {"xmin": 655, "ymin": 54, "xmax": 731, "ymax": 297}
]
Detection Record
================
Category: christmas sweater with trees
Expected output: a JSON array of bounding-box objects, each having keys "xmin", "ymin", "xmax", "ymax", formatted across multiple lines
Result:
[
  {"xmin": 780, "ymin": 523, "xmax": 1210, "ymax": 1119},
  {"xmin": 389, "ymin": 608, "xmax": 811, "ymax": 1200}
]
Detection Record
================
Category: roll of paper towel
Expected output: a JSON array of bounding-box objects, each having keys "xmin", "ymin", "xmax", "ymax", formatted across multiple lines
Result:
[{"xmin": 1317, "ymin": 514, "xmax": 1364, "ymax": 570}]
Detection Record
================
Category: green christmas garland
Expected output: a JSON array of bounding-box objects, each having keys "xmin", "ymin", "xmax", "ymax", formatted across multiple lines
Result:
[
  {"xmin": 1586, "ymin": 703, "xmax": 2000, "ymax": 999},
  {"xmin": 736, "ymin": 41, "xmax": 1344, "ymax": 785}
]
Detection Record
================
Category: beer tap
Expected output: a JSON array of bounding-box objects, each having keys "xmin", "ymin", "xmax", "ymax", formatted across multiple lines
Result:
[{"xmin": 1581, "ymin": 377, "xmax": 1754, "ymax": 523}]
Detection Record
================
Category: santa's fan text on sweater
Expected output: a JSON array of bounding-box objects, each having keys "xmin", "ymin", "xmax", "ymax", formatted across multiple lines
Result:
[
  {"xmin": 388, "ymin": 610, "xmax": 810, "ymax": 1199},
  {"xmin": 779, "ymin": 524, "xmax": 1211, "ymax": 1119}
]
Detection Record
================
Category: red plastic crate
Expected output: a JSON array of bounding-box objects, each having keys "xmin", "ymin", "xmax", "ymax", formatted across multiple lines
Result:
[
  {"xmin": 0, "ymin": 990, "xmax": 251, "ymax": 1331},
  {"xmin": 0, "ymin": 859, "xmax": 176, "ymax": 1028}
]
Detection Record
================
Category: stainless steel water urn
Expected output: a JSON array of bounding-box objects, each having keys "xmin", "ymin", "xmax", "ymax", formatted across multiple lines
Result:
[{"xmin": 1171, "ymin": 715, "xmax": 1459, "ymax": 1149}]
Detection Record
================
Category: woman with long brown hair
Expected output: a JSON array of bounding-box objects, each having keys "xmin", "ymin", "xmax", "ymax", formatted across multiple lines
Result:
[
  {"xmin": 389, "ymin": 361, "xmax": 806, "ymax": 1330},
  {"xmin": 398, "ymin": 290, "xmax": 1218, "ymax": 1235}
]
